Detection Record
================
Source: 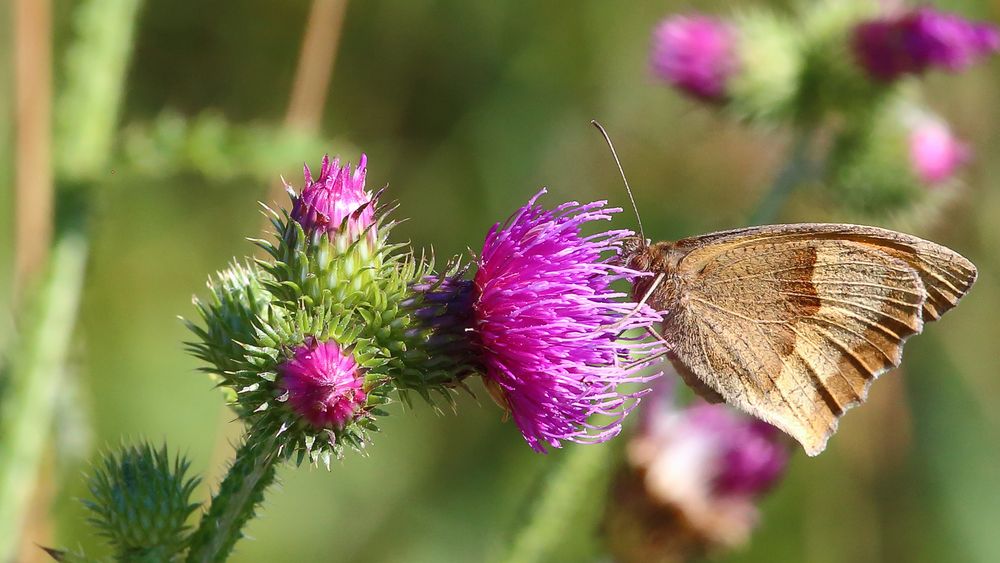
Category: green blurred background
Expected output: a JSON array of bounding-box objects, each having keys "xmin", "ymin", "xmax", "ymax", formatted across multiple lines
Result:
[{"xmin": 2, "ymin": 0, "xmax": 1000, "ymax": 561}]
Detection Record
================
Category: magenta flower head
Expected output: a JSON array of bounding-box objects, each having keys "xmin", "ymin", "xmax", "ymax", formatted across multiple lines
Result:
[
  {"xmin": 852, "ymin": 8, "xmax": 1000, "ymax": 82},
  {"xmin": 908, "ymin": 117, "xmax": 970, "ymax": 185},
  {"xmin": 651, "ymin": 14, "xmax": 739, "ymax": 101},
  {"xmin": 278, "ymin": 339, "xmax": 366, "ymax": 429},
  {"xmin": 290, "ymin": 154, "xmax": 375, "ymax": 242},
  {"xmin": 472, "ymin": 189, "xmax": 663, "ymax": 452}
]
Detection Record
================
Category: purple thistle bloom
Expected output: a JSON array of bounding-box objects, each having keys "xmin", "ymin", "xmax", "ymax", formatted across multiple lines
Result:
[
  {"xmin": 278, "ymin": 339, "xmax": 366, "ymax": 429},
  {"xmin": 908, "ymin": 117, "xmax": 970, "ymax": 185},
  {"xmin": 684, "ymin": 404, "xmax": 788, "ymax": 496},
  {"xmin": 290, "ymin": 154, "xmax": 376, "ymax": 241},
  {"xmin": 472, "ymin": 189, "xmax": 663, "ymax": 452},
  {"xmin": 651, "ymin": 14, "xmax": 739, "ymax": 101},
  {"xmin": 610, "ymin": 402, "xmax": 788, "ymax": 556},
  {"xmin": 853, "ymin": 8, "xmax": 1000, "ymax": 82}
]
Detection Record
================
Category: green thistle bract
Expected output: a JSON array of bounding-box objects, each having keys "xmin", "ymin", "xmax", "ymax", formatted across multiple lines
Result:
[
  {"xmin": 397, "ymin": 260, "xmax": 482, "ymax": 406},
  {"xmin": 82, "ymin": 443, "xmax": 200, "ymax": 561},
  {"xmin": 186, "ymin": 261, "xmax": 270, "ymax": 407}
]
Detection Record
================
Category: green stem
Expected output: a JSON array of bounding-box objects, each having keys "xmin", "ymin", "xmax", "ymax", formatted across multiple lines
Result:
[
  {"xmin": 185, "ymin": 430, "xmax": 281, "ymax": 563},
  {"xmin": 55, "ymin": 0, "xmax": 143, "ymax": 181},
  {"xmin": 749, "ymin": 130, "xmax": 815, "ymax": 225},
  {"xmin": 0, "ymin": 220, "xmax": 89, "ymax": 558},
  {"xmin": 499, "ymin": 444, "xmax": 618, "ymax": 563}
]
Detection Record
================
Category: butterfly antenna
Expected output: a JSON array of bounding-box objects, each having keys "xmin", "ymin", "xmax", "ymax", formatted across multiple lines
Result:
[{"xmin": 591, "ymin": 120, "xmax": 645, "ymax": 240}]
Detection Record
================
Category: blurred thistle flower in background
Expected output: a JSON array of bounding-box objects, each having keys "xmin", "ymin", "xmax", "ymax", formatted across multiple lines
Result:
[
  {"xmin": 290, "ymin": 154, "xmax": 375, "ymax": 244},
  {"xmin": 650, "ymin": 15, "xmax": 739, "ymax": 101},
  {"xmin": 605, "ymin": 401, "xmax": 789, "ymax": 563},
  {"xmin": 824, "ymin": 102, "xmax": 970, "ymax": 222},
  {"xmin": 852, "ymin": 7, "xmax": 1000, "ymax": 82},
  {"xmin": 648, "ymin": 2, "xmax": 996, "ymax": 228},
  {"xmin": 278, "ymin": 339, "xmax": 367, "ymax": 430},
  {"xmin": 468, "ymin": 189, "xmax": 664, "ymax": 452},
  {"xmin": 907, "ymin": 116, "xmax": 970, "ymax": 186}
]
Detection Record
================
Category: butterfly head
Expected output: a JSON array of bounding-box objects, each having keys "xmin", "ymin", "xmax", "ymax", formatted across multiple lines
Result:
[
  {"xmin": 620, "ymin": 235, "xmax": 685, "ymax": 306},
  {"xmin": 620, "ymin": 235, "xmax": 653, "ymax": 270},
  {"xmin": 620, "ymin": 235, "xmax": 678, "ymax": 273}
]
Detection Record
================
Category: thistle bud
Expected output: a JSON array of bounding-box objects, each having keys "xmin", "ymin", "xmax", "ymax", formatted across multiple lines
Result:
[
  {"xmin": 908, "ymin": 117, "xmax": 970, "ymax": 186},
  {"xmin": 189, "ymin": 153, "xmax": 433, "ymax": 463},
  {"xmin": 290, "ymin": 155, "xmax": 375, "ymax": 244},
  {"xmin": 279, "ymin": 339, "xmax": 366, "ymax": 429},
  {"xmin": 648, "ymin": 8, "xmax": 812, "ymax": 122},
  {"xmin": 186, "ymin": 261, "xmax": 269, "ymax": 378},
  {"xmin": 651, "ymin": 15, "xmax": 739, "ymax": 101},
  {"xmin": 826, "ymin": 103, "xmax": 968, "ymax": 222},
  {"xmin": 82, "ymin": 443, "xmax": 200, "ymax": 561}
]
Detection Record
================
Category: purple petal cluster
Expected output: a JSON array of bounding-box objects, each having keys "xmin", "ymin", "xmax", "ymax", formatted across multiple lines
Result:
[
  {"xmin": 278, "ymin": 339, "xmax": 366, "ymax": 429},
  {"xmin": 639, "ymin": 403, "xmax": 787, "ymax": 499},
  {"xmin": 472, "ymin": 189, "xmax": 663, "ymax": 452},
  {"xmin": 908, "ymin": 118, "xmax": 970, "ymax": 185},
  {"xmin": 612, "ymin": 402, "xmax": 788, "ymax": 556},
  {"xmin": 684, "ymin": 404, "xmax": 788, "ymax": 496},
  {"xmin": 853, "ymin": 8, "xmax": 1000, "ymax": 82},
  {"xmin": 291, "ymin": 154, "xmax": 375, "ymax": 241},
  {"xmin": 650, "ymin": 14, "xmax": 739, "ymax": 101}
]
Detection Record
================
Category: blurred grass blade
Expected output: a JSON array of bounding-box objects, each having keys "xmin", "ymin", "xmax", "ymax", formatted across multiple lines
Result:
[
  {"xmin": 905, "ymin": 333, "xmax": 1000, "ymax": 563},
  {"xmin": 749, "ymin": 129, "xmax": 816, "ymax": 225},
  {"xmin": 0, "ymin": 223, "xmax": 89, "ymax": 558},
  {"xmin": 55, "ymin": 0, "xmax": 143, "ymax": 182}
]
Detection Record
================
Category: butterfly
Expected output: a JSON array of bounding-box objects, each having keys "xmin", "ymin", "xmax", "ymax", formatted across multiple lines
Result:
[
  {"xmin": 590, "ymin": 121, "xmax": 978, "ymax": 456},
  {"xmin": 622, "ymin": 224, "xmax": 976, "ymax": 456}
]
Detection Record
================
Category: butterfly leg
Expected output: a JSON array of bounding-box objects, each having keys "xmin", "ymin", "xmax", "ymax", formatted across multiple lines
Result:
[
  {"xmin": 618, "ymin": 347, "xmax": 671, "ymax": 371},
  {"xmin": 644, "ymin": 325, "xmax": 671, "ymax": 348},
  {"xmin": 601, "ymin": 273, "xmax": 665, "ymax": 333},
  {"xmin": 634, "ymin": 272, "xmax": 665, "ymax": 311},
  {"xmin": 613, "ymin": 326, "xmax": 672, "ymax": 373}
]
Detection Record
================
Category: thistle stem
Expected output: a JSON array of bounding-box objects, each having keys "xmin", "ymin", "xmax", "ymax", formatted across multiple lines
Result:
[
  {"xmin": 749, "ymin": 130, "xmax": 815, "ymax": 225},
  {"xmin": 499, "ymin": 444, "xmax": 618, "ymax": 563},
  {"xmin": 0, "ymin": 219, "xmax": 89, "ymax": 559},
  {"xmin": 185, "ymin": 430, "xmax": 281, "ymax": 563},
  {"xmin": 54, "ymin": 0, "xmax": 143, "ymax": 181}
]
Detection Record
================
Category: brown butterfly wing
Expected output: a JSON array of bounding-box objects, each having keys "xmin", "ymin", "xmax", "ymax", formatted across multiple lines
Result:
[{"xmin": 660, "ymin": 224, "xmax": 976, "ymax": 456}]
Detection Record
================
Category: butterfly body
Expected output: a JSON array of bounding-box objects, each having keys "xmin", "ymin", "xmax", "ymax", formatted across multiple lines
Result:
[{"xmin": 623, "ymin": 223, "xmax": 977, "ymax": 456}]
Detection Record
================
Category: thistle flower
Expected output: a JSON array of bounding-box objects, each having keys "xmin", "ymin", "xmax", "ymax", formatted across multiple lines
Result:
[
  {"xmin": 470, "ymin": 189, "xmax": 663, "ymax": 452},
  {"xmin": 852, "ymin": 8, "xmax": 1000, "ymax": 82},
  {"xmin": 279, "ymin": 339, "xmax": 367, "ymax": 429},
  {"xmin": 290, "ymin": 154, "xmax": 375, "ymax": 242},
  {"xmin": 908, "ymin": 117, "xmax": 970, "ymax": 185},
  {"xmin": 605, "ymin": 403, "xmax": 788, "ymax": 563},
  {"xmin": 651, "ymin": 15, "xmax": 739, "ymax": 101}
]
